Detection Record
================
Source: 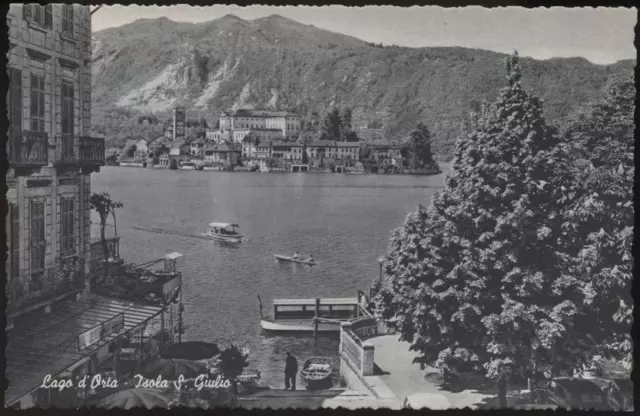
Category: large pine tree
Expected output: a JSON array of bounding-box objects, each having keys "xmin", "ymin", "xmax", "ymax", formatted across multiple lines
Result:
[
  {"xmin": 556, "ymin": 73, "xmax": 634, "ymax": 370},
  {"xmin": 374, "ymin": 52, "xmax": 583, "ymax": 406}
]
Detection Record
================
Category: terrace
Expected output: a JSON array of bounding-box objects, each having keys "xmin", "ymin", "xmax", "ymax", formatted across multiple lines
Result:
[
  {"xmin": 54, "ymin": 135, "xmax": 106, "ymax": 172},
  {"xmin": 7, "ymin": 130, "xmax": 49, "ymax": 168},
  {"xmin": 6, "ymin": 258, "xmax": 86, "ymax": 318}
]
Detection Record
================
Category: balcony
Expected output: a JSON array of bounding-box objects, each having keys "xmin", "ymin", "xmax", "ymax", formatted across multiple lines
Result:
[
  {"xmin": 6, "ymin": 259, "xmax": 86, "ymax": 317},
  {"xmin": 90, "ymin": 237, "xmax": 121, "ymax": 273},
  {"xmin": 7, "ymin": 130, "xmax": 49, "ymax": 167},
  {"xmin": 54, "ymin": 135, "xmax": 106, "ymax": 170}
]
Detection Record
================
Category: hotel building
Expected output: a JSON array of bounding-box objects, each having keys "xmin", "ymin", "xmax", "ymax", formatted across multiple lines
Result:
[{"xmin": 6, "ymin": 5, "xmax": 182, "ymax": 408}]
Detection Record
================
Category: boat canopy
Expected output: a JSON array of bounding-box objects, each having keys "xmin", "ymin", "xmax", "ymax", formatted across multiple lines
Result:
[
  {"xmin": 273, "ymin": 297, "xmax": 358, "ymax": 306},
  {"xmin": 208, "ymin": 222, "xmax": 239, "ymax": 229}
]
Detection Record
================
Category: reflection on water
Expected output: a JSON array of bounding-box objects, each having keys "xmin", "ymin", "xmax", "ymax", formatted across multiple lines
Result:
[{"xmin": 92, "ymin": 166, "xmax": 449, "ymax": 388}]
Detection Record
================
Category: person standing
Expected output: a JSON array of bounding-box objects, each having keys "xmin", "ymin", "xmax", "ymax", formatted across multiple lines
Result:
[{"xmin": 284, "ymin": 352, "xmax": 298, "ymax": 391}]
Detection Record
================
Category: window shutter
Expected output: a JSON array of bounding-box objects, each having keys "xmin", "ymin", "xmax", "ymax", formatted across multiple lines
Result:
[
  {"xmin": 10, "ymin": 204, "xmax": 20, "ymax": 277},
  {"xmin": 10, "ymin": 68, "xmax": 23, "ymax": 132},
  {"xmin": 23, "ymin": 4, "xmax": 32, "ymax": 21},
  {"xmin": 45, "ymin": 4, "xmax": 52, "ymax": 29}
]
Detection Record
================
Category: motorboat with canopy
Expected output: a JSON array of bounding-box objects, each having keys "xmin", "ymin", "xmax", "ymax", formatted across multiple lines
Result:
[{"xmin": 204, "ymin": 222, "xmax": 243, "ymax": 243}]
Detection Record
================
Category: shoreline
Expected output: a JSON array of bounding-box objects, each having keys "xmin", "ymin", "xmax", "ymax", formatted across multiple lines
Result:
[{"xmin": 105, "ymin": 164, "xmax": 446, "ymax": 177}]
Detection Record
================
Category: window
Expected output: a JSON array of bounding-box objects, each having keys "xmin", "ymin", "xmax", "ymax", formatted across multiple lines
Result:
[
  {"xmin": 24, "ymin": 4, "xmax": 52, "ymax": 29},
  {"xmin": 62, "ymin": 5, "xmax": 74, "ymax": 36},
  {"xmin": 9, "ymin": 203, "xmax": 20, "ymax": 277},
  {"xmin": 8, "ymin": 68, "xmax": 22, "ymax": 132},
  {"xmin": 30, "ymin": 199, "xmax": 46, "ymax": 278},
  {"xmin": 61, "ymin": 197, "xmax": 75, "ymax": 255},
  {"xmin": 30, "ymin": 73, "xmax": 45, "ymax": 132},
  {"xmin": 61, "ymin": 80, "xmax": 75, "ymax": 135}
]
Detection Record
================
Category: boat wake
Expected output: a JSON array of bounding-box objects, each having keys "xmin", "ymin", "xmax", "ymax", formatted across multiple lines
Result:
[{"xmin": 132, "ymin": 225, "xmax": 225, "ymax": 241}]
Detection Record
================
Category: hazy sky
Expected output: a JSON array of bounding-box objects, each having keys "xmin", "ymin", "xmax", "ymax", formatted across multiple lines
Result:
[{"xmin": 92, "ymin": 6, "xmax": 636, "ymax": 65}]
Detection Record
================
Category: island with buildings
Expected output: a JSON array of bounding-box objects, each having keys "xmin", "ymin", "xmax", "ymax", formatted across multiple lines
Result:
[{"xmin": 107, "ymin": 107, "xmax": 439, "ymax": 175}]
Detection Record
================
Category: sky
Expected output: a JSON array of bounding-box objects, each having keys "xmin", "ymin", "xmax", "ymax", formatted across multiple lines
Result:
[{"xmin": 92, "ymin": 5, "xmax": 636, "ymax": 65}]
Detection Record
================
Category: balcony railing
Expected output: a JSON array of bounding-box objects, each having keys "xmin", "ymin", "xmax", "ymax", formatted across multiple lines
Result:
[
  {"xmin": 54, "ymin": 135, "xmax": 106, "ymax": 166},
  {"xmin": 8, "ymin": 130, "xmax": 49, "ymax": 167},
  {"xmin": 90, "ymin": 237, "xmax": 121, "ymax": 272},
  {"xmin": 80, "ymin": 136, "xmax": 106, "ymax": 165},
  {"xmin": 6, "ymin": 258, "xmax": 86, "ymax": 316}
]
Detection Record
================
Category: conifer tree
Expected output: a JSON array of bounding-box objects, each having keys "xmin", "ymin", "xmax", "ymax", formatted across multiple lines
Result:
[
  {"xmin": 557, "ymin": 73, "xmax": 634, "ymax": 370},
  {"xmin": 322, "ymin": 108, "xmax": 342, "ymax": 141},
  {"xmin": 403, "ymin": 123, "xmax": 435, "ymax": 170},
  {"xmin": 374, "ymin": 52, "xmax": 578, "ymax": 406}
]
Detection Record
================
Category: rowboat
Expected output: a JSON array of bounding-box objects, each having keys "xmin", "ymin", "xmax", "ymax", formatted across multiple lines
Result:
[
  {"xmin": 300, "ymin": 357, "xmax": 333, "ymax": 390},
  {"xmin": 260, "ymin": 297, "xmax": 360, "ymax": 333},
  {"xmin": 202, "ymin": 222, "xmax": 244, "ymax": 243},
  {"xmin": 237, "ymin": 369, "xmax": 262, "ymax": 391},
  {"xmin": 274, "ymin": 254, "xmax": 318, "ymax": 266}
]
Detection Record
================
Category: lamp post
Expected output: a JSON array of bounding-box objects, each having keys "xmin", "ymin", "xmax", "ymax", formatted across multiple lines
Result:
[{"xmin": 378, "ymin": 257, "xmax": 384, "ymax": 285}]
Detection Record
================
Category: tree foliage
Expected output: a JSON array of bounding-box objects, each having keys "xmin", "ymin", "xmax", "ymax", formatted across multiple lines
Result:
[
  {"xmin": 318, "ymin": 107, "xmax": 360, "ymax": 142},
  {"xmin": 218, "ymin": 344, "xmax": 250, "ymax": 395},
  {"xmin": 373, "ymin": 52, "xmax": 621, "ymax": 405},
  {"xmin": 89, "ymin": 192, "xmax": 123, "ymax": 285},
  {"xmin": 556, "ymin": 73, "xmax": 634, "ymax": 369},
  {"xmin": 402, "ymin": 122, "xmax": 437, "ymax": 170}
]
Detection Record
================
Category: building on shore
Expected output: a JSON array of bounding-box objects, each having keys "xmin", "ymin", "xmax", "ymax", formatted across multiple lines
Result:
[
  {"xmin": 306, "ymin": 140, "xmax": 361, "ymax": 167},
  {"xmin": 214, "ymin": 109, "xmax": 301, "ymax": 143},
  {"xmin": 189, "ymin": 138, "xmax": 207, "ymax": 158},
  {"xmin": 203, "ymin": 142, "xmax": 241, "ymax": 167},
  {"xmin": 367, "ymin": 144, "xmax": 403, "ymax": 166},
  {"xmin": 271, "ymin": 140, "xmax": 304, "ymax": 163},
  {"xmin": 6, "ymin": 5, "xmax": 183, "ymax": 408}
]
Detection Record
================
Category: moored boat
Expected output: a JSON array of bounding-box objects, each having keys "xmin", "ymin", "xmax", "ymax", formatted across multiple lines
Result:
[
  {"xmin": 203, "ymin": 222, "xmax": 244, "ymax": 243},
  {"xmin": 300, "ymin": 357, "xmax": 333, "ymax": 390},
  {"xmin": 274, "ymin": 254, "xmax": 318, "ymax": 266},
  {"xmin": 260, "ymin": 297, "xmax": 360, "ymax": 333},
  {"xmin": 179, "ymin": 161, "xmax": 196, "ymax": 170},
  {"xmin": 236, "ymin": 369, "xmax": 262, "ymax": 390}
]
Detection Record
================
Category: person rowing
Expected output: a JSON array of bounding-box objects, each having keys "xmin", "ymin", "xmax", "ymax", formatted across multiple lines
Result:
[{"xmin": 292, "ymin": 251, "xmax": 301, "ymax": 260}]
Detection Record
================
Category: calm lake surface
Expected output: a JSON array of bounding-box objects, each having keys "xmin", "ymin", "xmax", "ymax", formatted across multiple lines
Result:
[{"xmin": 91, "ymin": 165, "xmax": 451, "ymax": 388}]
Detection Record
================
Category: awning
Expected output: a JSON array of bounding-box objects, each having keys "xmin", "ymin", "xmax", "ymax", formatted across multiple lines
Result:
[
  {"xmin": 5, "ymin": 294, "xmax": 165, "ymax": 406},
  {"xmin": 208, "ymin": 222, "xmax": 238, "ymax": 228}
]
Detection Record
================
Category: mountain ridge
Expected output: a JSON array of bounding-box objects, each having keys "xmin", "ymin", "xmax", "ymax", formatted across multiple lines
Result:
[{"xmin": 91, "ymin": 15, "xmax": 635, "ymax": 158}]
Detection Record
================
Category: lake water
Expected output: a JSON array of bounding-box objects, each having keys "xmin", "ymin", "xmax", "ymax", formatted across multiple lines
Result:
[{"xmin": 91, "ymin": 166, "xmax": 450, "ymax": 388}]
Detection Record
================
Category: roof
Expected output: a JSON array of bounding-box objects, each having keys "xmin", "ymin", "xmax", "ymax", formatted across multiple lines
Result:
[
  {"xmin": 273, "ymin": 297, "xmax": 359, "ymax": 306},
  {"xmin": 165, "ymin": 252, "xmax": 183, "ymax": 260},
  {"xmin": 251, "ymin": 128, "xmax": 284, "ymax": 132},
  {"xmin": 226, "ymin": 109, "xmax": 300, "ymax": 118},
  {"xmin": 368, "ymin": 143, "xmax": 402, "ymax": 150},
  {"xmin": 242, "ymin": 135, "xmax": 257, "ymax": 144},
  {"xmin": 205, "ymin": 143, "xmax": 241, "ymax": 152},
  {"xmin": 123, "ymin": 139, "xmax": 138, "ymax": 149},
  {"xmin": 272, "ymin": 140, "xmax": 302, "ymax": 147},
  {"xmin": 209, "ymin": 222, "xmax": 238, "ymax": 228},
  {"xmin": 171, "ymin": 140, "xmax": 186, "ymax": 147},
  {"xmin": 5, "ymin": 294, "xmax": 164, "ymax": 405},
  {"xmin": 335, "ymin": 141, "xmax": 360, "ymax": 147},
  {"xmin": 308, "ymin": 140, "xmax": 360, "ymax": 148}
]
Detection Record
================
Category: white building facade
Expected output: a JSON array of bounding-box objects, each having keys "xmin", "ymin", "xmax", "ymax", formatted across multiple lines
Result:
[{"xmin": 218, "ymin": 109, "xmax": 301, "ymax": 140}]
